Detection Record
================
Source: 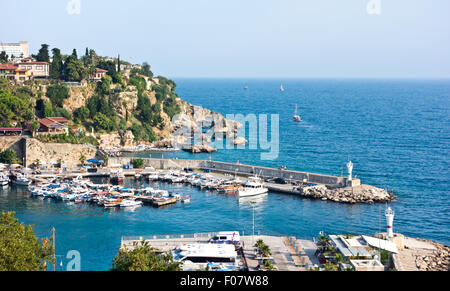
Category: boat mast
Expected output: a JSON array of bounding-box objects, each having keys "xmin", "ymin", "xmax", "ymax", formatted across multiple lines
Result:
[{"xmin": 52, "ymin": 227, "xmax": 55, "ymax": 271}]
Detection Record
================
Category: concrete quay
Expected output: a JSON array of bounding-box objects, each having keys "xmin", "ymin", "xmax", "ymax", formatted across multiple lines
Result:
[{"xmin": 120, "ymin": 232, "xmax": 319, "ymax": 271}]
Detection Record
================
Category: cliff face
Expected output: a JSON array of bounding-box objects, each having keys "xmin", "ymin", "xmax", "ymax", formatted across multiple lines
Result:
[{"xmin": 25, "ymin": 138, "xmax": 97, "ymax": 168}]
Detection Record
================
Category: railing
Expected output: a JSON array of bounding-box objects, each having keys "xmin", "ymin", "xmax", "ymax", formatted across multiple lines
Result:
[{"xmin": 122, "ymin": 232, "xmax": 217, "ymax": 242}]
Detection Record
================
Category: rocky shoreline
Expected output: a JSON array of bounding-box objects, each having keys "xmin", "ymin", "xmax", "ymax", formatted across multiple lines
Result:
[
  {"xmin": 413, "ymin": 239, "xmax": 449, "ymax": 271},
  {"xmin": 298, "ymin": 184, "xmax": 396, "ymax": 204}
]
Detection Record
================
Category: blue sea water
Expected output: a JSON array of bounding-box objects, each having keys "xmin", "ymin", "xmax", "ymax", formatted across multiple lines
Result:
[{"xmin": 0, "ymin": 79, "xmax": 449, "ymax": 270}]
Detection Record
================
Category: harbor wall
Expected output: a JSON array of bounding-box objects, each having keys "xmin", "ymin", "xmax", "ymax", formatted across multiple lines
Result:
[
  {"xmin": 0, "ymin": 136, "xmax": 26, "ymax": 163},
  {"xmin": 109, "ymin": 157, "xmax": 349, "ymax": 186}
]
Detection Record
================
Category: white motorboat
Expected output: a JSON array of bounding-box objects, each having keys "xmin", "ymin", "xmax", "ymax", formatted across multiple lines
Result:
[
  {"xmin": 293, "ymin": 104, "xmax": 301, "ymax": 122},
  {"xmin": 0, "ymin": 172, "xmax": 10, "ymax": 186},
  {"xmin": 238, "ymin": 176, "xmax": 268, "ymax": 198},
  {"xmin": 120, "ymin": 199, "xmax": 143, "ymax": 208},
  {"xmin": 11, "ymin": 173, "xmax": 32, "ymax": 186}
]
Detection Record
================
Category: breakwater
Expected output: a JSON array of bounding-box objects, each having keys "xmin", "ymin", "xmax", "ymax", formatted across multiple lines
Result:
[{"xmin": 109, "ymin": 157, "xmax": 350, "ymax": 186}]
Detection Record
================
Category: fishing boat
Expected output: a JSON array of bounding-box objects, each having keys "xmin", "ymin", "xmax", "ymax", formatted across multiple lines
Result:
[
  {"xmin": 110, "ymin": 170, "xmax": 125, "ymax": 184},
  {"xmin": 238, "ymin": 176, "xmax": 268, "ymax": 198},
  {"xmin": 293, "ymin": 104, "xmax": 301, "ymax": 122},
  {"xmin": 181, "ymin": 195, "xmax": 191, "ymax": 203}
]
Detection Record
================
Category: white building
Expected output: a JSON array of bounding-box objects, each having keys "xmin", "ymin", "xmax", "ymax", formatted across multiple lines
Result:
[
  {"xmin": 17, "ymin": 60, "xmax": 49, "ymax": 78},
  {"xmin": 0, "ymin": 42, "xmax": 29, "ymax": 59}
]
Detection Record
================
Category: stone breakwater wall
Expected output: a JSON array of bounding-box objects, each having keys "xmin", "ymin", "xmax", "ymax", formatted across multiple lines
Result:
[
  {"xmin": 109, "ymin": 158, "xmax": 347, "ymax": 186},
  {"xmin": 299, "ymin": 184, "xmax": 396, "ymax": 204},
  {"xmin": 412, "ymin": 239, "xmax": 449, "ymax": 271}
]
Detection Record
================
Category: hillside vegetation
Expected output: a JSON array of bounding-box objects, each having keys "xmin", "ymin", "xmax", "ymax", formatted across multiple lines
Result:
[{"xmin": 0, "ymin": 44, "xmax": 182, "ymax": 146}]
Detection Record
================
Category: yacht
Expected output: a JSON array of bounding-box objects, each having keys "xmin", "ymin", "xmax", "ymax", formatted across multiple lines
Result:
[
  {"xmin": 11, "ymin": 172, "xmax": 32, "ymax": 186},
  {"xmin": 171, "ymin": 243, "xmax": 241, "ymax": 271},
  {"xmin": 238, "ymin": 176, "xmax": 268, "ymax": 198}
]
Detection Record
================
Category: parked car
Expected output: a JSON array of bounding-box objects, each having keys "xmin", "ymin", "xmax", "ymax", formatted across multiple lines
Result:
[
  {"xmin": 275, "ymin": 177, "xmax": 288, "ymax": 184},
  {"xmin": 184, "ymin": 168, "xmax": 194, "ymax": 172}
]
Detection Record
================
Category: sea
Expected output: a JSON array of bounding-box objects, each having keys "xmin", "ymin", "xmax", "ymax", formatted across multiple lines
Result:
[{"xmin": 0, "ymin": 78, "xmax": 449, "ymax": 270}]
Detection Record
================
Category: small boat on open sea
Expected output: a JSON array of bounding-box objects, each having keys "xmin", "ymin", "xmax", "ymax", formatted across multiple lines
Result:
[{"xmin": 293, "ymin": 104, "xmax": 301, "ymax": 122}]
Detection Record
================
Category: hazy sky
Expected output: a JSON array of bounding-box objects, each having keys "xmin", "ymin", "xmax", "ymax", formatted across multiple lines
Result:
[{"xmin": 1, "ymin": 0, "xmax": 449, "ymax": 78}]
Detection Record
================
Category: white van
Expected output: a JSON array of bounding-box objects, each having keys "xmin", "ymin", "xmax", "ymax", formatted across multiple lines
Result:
[{"xmin": 209, "ymin": 231, "xmax": 240, "ymax": 245}]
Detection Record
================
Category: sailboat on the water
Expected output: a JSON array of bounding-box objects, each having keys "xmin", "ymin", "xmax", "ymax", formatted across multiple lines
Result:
[
  {"xmin": 280, "ymin": 84, "xmax": 284, "ymax": 91},
  {"xmin": 293, "ymin": 104, "xmax": 301, "ymax": 122}
]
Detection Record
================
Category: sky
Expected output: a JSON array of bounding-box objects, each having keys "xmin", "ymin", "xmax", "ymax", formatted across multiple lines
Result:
[{"xmin": 1, "ymin": 0, "xmax": 449, "ymax": 78}]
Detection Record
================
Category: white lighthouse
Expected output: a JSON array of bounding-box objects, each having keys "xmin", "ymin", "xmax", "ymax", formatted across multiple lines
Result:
[
  {"xmin": 385, "ymin": 207, "xmax": 395, "ymax": 238},
  {"xmin": 346, "ymin": 160, "xmax": 353, "ymax": 186}
]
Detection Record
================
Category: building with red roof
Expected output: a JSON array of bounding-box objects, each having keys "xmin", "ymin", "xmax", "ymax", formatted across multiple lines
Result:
[
  {"xmin": 89, "ymin": 68, "xmax": 108, "ymax": 81},
  {"xmin": 38, "ymin": 117, "xmax": 69, "ymax": 134},
  {"xmin": 17, "ymin": 60, "xmax": 49, "ymax": 78},
  {"xmin": 0, "ymin": 63, "xmax": 33, "ymax": 82}
]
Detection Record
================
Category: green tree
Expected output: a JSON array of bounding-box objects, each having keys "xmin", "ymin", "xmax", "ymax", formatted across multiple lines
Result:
[
  {"xmin": 0, "ymin": 51, "xmax": 7, "ymax": 63},
  {"xmin": 132, "ymin": 159, "xmax": 144, "ymax": 169},
  {"xmin": 36, "ymin": 44, "xmax": 50, "ymax": 62},
  {"xmin": 0, "ymin": 149, "xmax": 22, "ymax": 164},
  {"xmin": 50, "ymin": 48, "xmax": 63, "ymax": 78},
  {"xmin": 46, "ymin": 83, "xmax": 70, "ymax": 108},
  {"xmin": 30, "ymin": 121, "xmax": 39, "ymax": 136},
  {"xmin": 79, "ymin": 154, "xmax": 86, "ymax": 165},
  {"xmin": 65, "ymin": 58, "xmax": 87, "ymax": 82},
  {"xmin": 43, "ymin": 100, "xmax": 54, "ymax": 117},
  {"xmin": 73, "ymin": 106, "xmax": 90, "ymax": 124},
  {"xmin": 0, "ymin": 211, "xmax": 54, "ymax": 271},
  {"xmin": 111, "ymin": 242, "xmax": 182, "ymax": 271}
]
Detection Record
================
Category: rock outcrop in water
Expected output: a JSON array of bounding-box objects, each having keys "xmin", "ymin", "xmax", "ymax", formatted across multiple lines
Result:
[{"xmin": 297, "ymin": 184, "xmax": 396, "ymax": 204}]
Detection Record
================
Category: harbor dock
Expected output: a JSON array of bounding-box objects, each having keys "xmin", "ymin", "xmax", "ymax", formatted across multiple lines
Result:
[{"xmin": 120, "ymin": 232, "xmax": 318, "ymax": 271}]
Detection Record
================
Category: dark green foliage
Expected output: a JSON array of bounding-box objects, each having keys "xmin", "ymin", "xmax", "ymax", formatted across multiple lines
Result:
[
  {"xmin": 0, "ymin": 149, "xmax": 22, "ymax": 164},
  {"xmin": 53, "ymin": 107, "xmax": 72, "ymax": 120},
  {"xmin": 36, "ymin": 132, "xmax": 99, "ymax": 146},
  {"xmin": 0, "ymin": 79, "xmax": 34, "ymax": 122},
  {"xmin": 64, "ymin": 58, "xmax": 87, "ymax": 82},
  {"xmin": 50, "ymin": 48, "xmax": 64, "ymax": 78},
  {"xmin": 111, "ymin": 242, "xmax": 181, "ymax": 271},
  {"xmin": 73, "ymin": 106, "xmax": 90, "ymax": 124},
  {"xmin": 46, "ymin": 83, "xmax": 70, "ymax": 108},
  {"xmin": 93, "ymin": 112, "xmax": 117, "ymax": 132},
  {"xmin": 43, "ymin": 100, "xmax": 54, "ymax": 117},
  {"xmin": 0, "ymin": 211, "xmax": 54, "ymax": 271},
  {"xmin": 36, "ymin": 44, "xmax": 50, "ymax": 62},
  {"xmin": 132, "ymin": 158, "xmax": 144, "ymax": 169},
  {"xmin": 0, "ymin": 51, "xmax": 7, "ymax": 63},
  {"xmin": 97, "ymin": 60, "xmax": 121, "ymax": 83}
]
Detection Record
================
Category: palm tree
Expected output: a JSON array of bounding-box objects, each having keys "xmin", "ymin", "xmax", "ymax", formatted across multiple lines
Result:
[
  {"xmin": 79, "ymin": 154, "xmax": 86, "ymax": 166},
  {"xmin": 254, "ymin": 239, "xmax": 265, "ymax": 250},
  {"xmin": 259, "ymin": 244, "xmax": 272, "ymax": 258},
  {"xmin": 57, "ymin": 158, "xmax": 63, "ymax": 169},
  {"xmin": 103, "ymin": 155, "xmax": 109, "ymax": 167}
]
